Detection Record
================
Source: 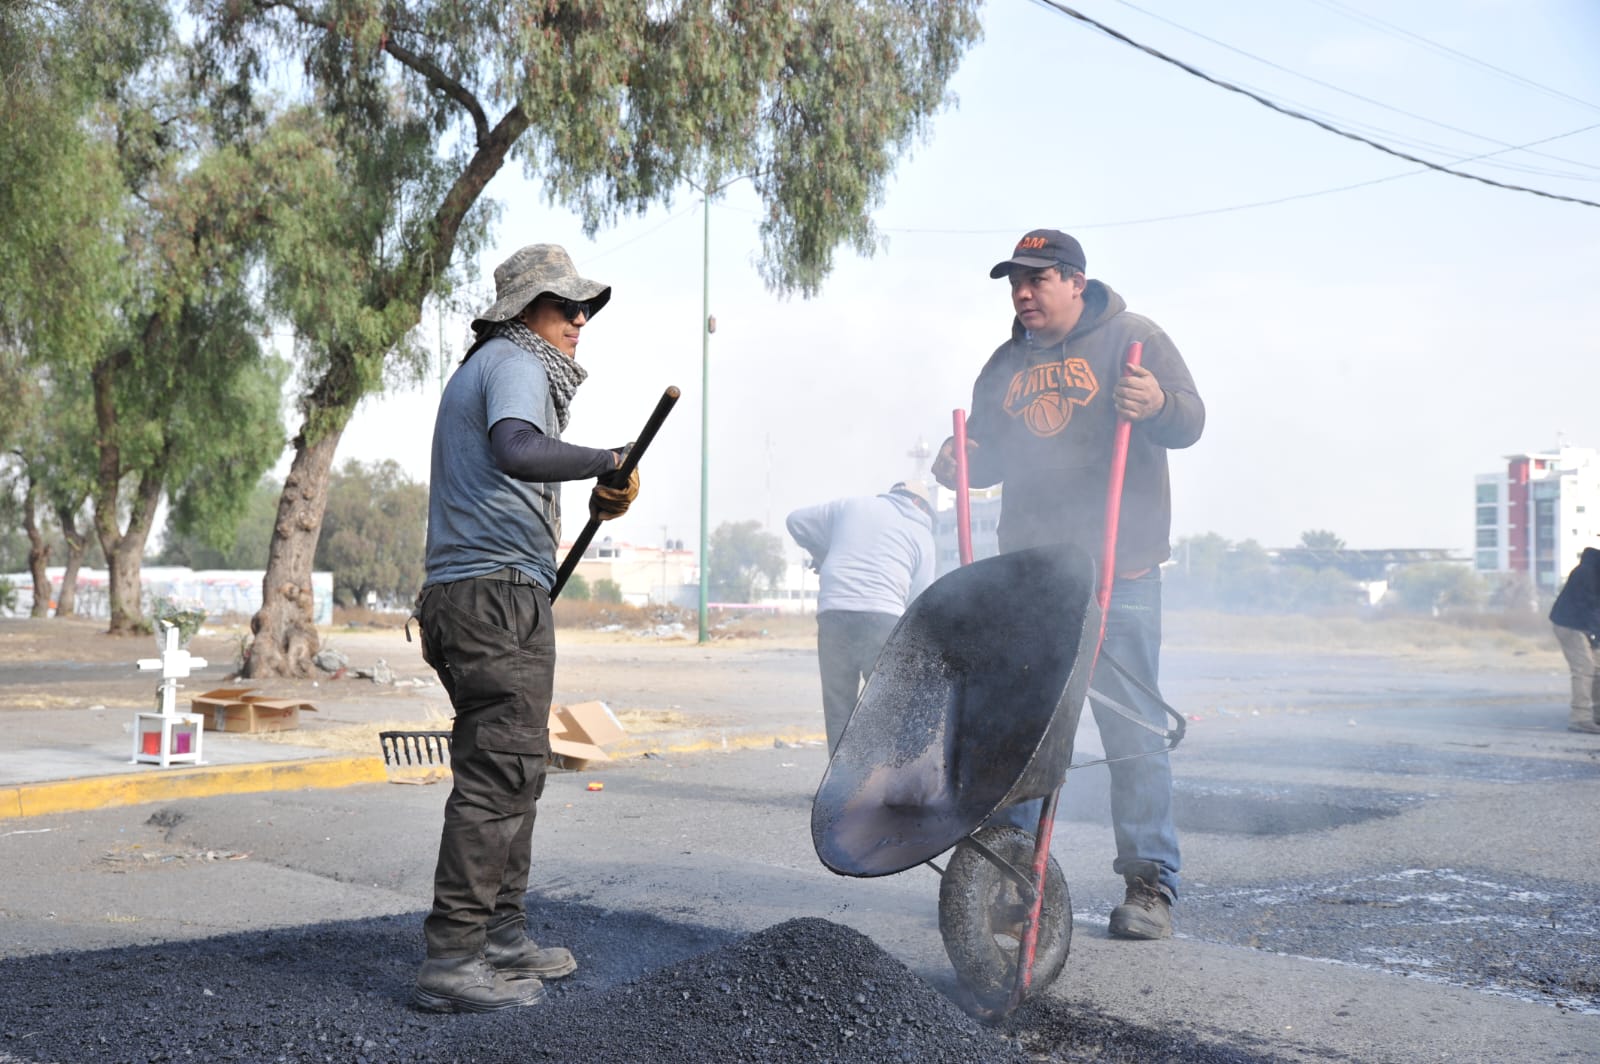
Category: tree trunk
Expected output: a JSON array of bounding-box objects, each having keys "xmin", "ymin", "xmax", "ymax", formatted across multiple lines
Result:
[
  {"xmin": 92, "ymin": 476, "xmax": 163, "ymax": 635},
  {"xmin": 105, "ymin": 536, "xmax": 146, "ymax": 633},
  {"xmin": 54, "ymin": 503, "xmax": 87, "ymax": 618},
  {"xmin": 91, "ymin": 349, "xmax": 165, "ymax": 635},
  {"xmin": 22, "ymin": 478, "xmax": 51, "ymax": 619},
  {"xmin": 244, "ymin": 426, "xmax": 344, "ymax": 678}
]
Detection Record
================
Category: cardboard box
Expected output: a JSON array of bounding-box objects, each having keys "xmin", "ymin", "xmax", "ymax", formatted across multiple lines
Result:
[
  {"xmin": 557, "ymin": 701, "xmax": 627, "ymax": 748},
  {"xmin": 549, "ymin": 700, "xmax": 627, "ymax": 771},
  {"xmin": 191, "ymin": 687, "xmax": 318, "ymax": 733}
]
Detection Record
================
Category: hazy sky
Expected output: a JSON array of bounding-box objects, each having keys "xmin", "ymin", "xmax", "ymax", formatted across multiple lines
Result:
[{"xmin": 326, "ymin": 0, "xmax": 1600, "ymax": 560}]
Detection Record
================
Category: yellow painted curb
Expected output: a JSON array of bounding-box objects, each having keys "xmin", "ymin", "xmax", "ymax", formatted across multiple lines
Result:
[
  {"xmin": 0, "ymin": 756, "xmax": 388, "ymax": 820},
  {"xmin": 609, "ymin": 732, "xmax": 826, "ymax": 758}
]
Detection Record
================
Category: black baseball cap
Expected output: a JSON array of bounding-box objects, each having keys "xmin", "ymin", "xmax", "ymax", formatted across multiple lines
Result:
[{"xmin": 989, "ymin": 229, "xmax": 1087, "ymax": 278}]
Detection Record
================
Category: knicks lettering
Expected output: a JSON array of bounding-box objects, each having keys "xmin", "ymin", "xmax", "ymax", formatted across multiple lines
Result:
[{"xmin": 1002, "ymin": 358, "xmax": 1099, "ymax": 437}]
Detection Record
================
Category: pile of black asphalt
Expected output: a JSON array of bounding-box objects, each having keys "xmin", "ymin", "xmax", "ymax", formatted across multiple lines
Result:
[{"xmin": 0, "ymin": 903, "xmax": 1284, "ymax": 1063}]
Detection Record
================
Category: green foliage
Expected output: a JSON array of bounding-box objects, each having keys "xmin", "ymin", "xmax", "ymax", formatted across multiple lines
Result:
[
  {"xmin": 561, "ymin": 572, "xmax": 592, "ymax": 601},
  {"xmin": 149, "ymin": 597, "xmax": 207, "ymax": 646},
  {"xmin": 197, "ymin": 0, "xmax": 985, "ymax": 340},
  {"xmin": 0, "ymin": 576, "xmax": 14, "ymax": 613},
  {"xmin": 1387, "ymin": 562, "xmax": 1487, "ymax": 614},
  {"xmin": 0, "ymin": 467, "xmax": 26, "ymax": 572},
  {"xmin": 0, "ymin": 2, "xmax": 152, "ymax": 369},
  {"xmin": 1167, "ymin": 534, "xmax": 1358, "ymax": 613},
  {"xmin": 315, "ymin": 459, "xmax": 429, "ymax": 609},
  {"xmin": 1485, "ymin": 570, "xmax": 1537, "ymax": 614},
  {"xmin": 1298, "ymin": 529, "xmax": 1346, "ymax": 550},
  {"xmin": 709, "ymin": 520, "xmax": 785, "ymax": 603},
  {"xmin": 593, "ymin": 578, "xmax": 623, "ymax": 605},
  {"xmin": 157, "ymin": 476, "xmax": 283, "ymax": 569},
  {"xmin": 0, "ymin": 3, "xmax": 292, "ymax": 630},
  {"xmin": 1168, "ymin": 533, "xmax": 1495, "ymax": 616}
]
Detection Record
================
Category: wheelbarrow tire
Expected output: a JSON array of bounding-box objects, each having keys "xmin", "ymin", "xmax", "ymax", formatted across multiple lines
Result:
[{"xmin": 938, "ymin": 825, "xmax": 1071, "ymax": 1011}]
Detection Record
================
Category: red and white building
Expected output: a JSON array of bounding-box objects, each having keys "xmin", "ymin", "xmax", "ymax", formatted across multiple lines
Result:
[{"xmin": 1474, "ymin": 446, "xmax": 1600, "ymax": 592}]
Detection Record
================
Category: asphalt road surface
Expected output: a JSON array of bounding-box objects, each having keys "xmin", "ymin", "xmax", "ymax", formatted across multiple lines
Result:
[{"xmin": 1, "ymin": 632, "xmax": 1598, "ymax": 1061}]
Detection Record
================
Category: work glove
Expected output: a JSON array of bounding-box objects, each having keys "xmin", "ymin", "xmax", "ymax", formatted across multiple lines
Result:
[
  {"xmin": 930, "ymin": 435, "xmax": 980, "ymax": 490},
  {"xmin": 589, "ymin": 443, "xmax": 639, "ymax": 522}
]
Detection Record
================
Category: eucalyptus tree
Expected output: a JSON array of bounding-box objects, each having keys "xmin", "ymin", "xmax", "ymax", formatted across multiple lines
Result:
[
  {"xmin": 2, "ymin": 1, "xmax": 294, "ymax": 632},
  {"xmin": 0, "ymin": 1, "xmax": 153, "ymax": 626},
  {"xmin": 316, "ymin": 458, "xmax": 429, "ymax": 609},
  {"xmin": 199, "ymin": 0, "xmax": 983, "ymax": 676}
]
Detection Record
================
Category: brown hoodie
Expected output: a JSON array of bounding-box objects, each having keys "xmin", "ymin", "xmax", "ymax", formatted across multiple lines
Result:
[{"xmin": 964, "ymin": 280, "xmax": 1204, "ymax": 574}]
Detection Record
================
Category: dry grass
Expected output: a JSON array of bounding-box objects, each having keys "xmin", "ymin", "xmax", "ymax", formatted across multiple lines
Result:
[
  {"xmin": 3, "ymin": 693, "xmax": 97, "ymax": 710},
  {"xmin": 612, "ymin": 707, "xmax": 694, "ymax": 734}
]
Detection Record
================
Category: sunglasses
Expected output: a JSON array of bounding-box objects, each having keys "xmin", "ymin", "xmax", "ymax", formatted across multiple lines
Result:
[{"xmin": 544, "ymin": 296, "xmax": 595, "ymax": 323}]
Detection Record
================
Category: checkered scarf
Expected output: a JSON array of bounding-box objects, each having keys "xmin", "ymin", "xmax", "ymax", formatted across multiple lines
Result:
[{"xmin": 486, "ymin": 318, "xmax": 588, "ymax": 433}]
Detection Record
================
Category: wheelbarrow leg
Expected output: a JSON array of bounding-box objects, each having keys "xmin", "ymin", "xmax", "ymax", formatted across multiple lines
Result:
[{"xmin": 1006, "ymin": 784, "xmax": 1065, "ymax": 1013}]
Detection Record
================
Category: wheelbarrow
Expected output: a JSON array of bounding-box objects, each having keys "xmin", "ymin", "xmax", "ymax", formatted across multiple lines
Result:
[{"xmin": 810, "ymin": 341, "xmax": 1184, "ymax": 1016}]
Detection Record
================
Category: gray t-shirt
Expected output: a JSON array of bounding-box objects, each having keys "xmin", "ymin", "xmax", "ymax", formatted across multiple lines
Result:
[{"xmin": 423, "ymin": 337, "xmax": 562, "ymax": 590}]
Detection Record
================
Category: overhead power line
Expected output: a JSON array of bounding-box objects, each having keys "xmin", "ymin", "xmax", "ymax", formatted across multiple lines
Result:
[
  {"xmin": 1104, "ymin": 0, "xmax": 1600, "ymax": 177},
  {"xmin": 1301, "ymin": 0, "xmax": 1600, "ymax": 115},
  {"xmin": 1026, "ymin": 0, "xmax": 1600, "ymax": 210}
]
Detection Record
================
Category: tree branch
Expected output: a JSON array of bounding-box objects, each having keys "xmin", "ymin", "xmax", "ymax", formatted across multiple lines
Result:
[
  {"xmin": 264, "ymin": 0, "xmax": 491, "ymax": 147},
  {"xmin": 381, "ymin": 35, "xmax": 490, "ymax": 147}
]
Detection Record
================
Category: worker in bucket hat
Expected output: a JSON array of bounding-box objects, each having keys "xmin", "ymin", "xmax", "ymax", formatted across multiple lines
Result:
[
  {"xmin": 411, "ymin": 244, "xmax": 638, "ymax": 1012},
  {"xmin": 932, "ymin": 229, "xmax": 1205, "ymax": 940}
]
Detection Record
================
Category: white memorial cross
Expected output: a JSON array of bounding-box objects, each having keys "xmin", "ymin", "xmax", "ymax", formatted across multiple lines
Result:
[
  {"xmin": 131, "ymin": 620, "xmax": 209, "ymax": 766},
  {"xmin": 137, "ymin": 621, "xmax": 209, "ymax": 714}
]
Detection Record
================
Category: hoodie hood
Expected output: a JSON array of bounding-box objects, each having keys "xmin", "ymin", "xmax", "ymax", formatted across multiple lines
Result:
[{"xmin": 881, "ymin": 490, "xmax": 934, "ymax": 531}]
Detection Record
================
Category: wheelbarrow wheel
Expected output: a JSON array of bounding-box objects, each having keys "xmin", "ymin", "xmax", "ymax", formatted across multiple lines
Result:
[{"xmin": 938, "ymin": 825, "xmax": 1071, "ymax": 1011}]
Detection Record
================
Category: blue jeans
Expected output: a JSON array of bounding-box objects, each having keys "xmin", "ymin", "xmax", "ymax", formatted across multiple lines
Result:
[{"xmin": 997, "ymin": 569, "xmax": 1181, "ymax": 898}]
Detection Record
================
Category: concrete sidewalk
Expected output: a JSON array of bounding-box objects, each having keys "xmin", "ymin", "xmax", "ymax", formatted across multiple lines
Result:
[{"xmin": 0, "ymin": 686, "xmax": 825, "ymax": 821}]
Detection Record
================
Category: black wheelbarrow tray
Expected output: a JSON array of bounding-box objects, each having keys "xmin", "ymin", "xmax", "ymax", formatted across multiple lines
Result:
[{"xmin": 810, "ymin": 543, "xmax": 1100, "ymax": 1013}]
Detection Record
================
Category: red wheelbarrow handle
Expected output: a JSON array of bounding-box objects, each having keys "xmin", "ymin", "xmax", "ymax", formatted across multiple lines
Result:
[
  {"xmin": 1097, "ymin": 340, "xmax": 1142, "ymax": 632},
  {"xmin": 952, "ymin": 409, "xmax": 974, "ymax": 566}
]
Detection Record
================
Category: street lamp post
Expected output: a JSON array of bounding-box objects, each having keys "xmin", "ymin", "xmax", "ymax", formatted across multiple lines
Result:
[{"xmin": 698, "ymin": 189, "xmax": 711, "ymax": 644}]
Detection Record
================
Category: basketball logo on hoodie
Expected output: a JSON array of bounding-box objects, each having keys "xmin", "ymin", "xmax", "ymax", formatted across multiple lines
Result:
[{"xmin": 1003, "ymin": 358, "xmax": 1098, "ymax": 437}]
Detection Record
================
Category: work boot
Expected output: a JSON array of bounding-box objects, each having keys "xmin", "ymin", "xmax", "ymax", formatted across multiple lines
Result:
[
  {"xmin": 484, "ymin": 920, "xmax": 578, "ymax": 980},
  {"xmin": 1569, "ymin": 718, "xmax": 1600, "ymax": 735},
  {"xmin": 1108, "ymin": 861, "xmax": 1174, "ymax": 940},
  {"xmin": 412, "ymin": 954, "xmax": 544, "ymax": 1013}
]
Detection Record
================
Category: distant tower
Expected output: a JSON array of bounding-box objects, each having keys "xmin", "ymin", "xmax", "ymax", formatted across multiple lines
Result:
[{"xmin": 908, "ymin": 436, "xmax": 932, "ymax": 481}]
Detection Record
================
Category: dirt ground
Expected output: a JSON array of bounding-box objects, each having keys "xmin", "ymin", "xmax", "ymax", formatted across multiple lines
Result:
[
  {"xmin": 1, "ymin": 606, "xmax": 1565, "ymax": 765},
  {"xmin": 0, "ymin": 605, "xmax": 1561, "ymax": 714},
  {"xmin": 0, "ymin": 613, "xmax": 824, "ymax": 755}
]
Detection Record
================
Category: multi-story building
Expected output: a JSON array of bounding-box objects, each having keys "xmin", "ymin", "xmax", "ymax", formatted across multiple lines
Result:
[
  {"xmin": 931, "ymin": 486, "xmax": 1003, "ymax": 575},
  {"xmin": 1474, "ymin": 447, "xmax": 1600, "ymax": 593},
  {"xmin": 566, "ymin": 536, "xmax": 700, "ymax": 607}
]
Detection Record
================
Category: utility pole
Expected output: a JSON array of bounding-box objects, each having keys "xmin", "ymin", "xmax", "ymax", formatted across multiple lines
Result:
[
  {"xmin": 688, "ymin": 171, "xmax": 756, "ymax": 645},
  {"xmin": 698, "ymin": 189, "xmax": 712, "ymax": 644}
]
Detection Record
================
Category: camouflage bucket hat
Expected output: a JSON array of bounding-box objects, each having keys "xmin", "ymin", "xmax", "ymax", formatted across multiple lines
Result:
[{"xmin": 470, "ymin": 244, "xmax": 612, "ymax": 333}]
